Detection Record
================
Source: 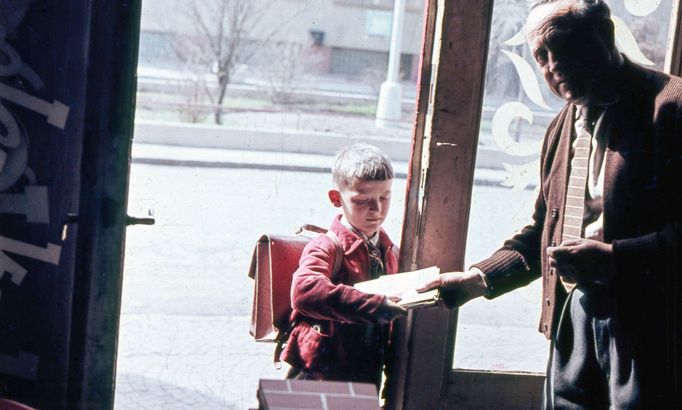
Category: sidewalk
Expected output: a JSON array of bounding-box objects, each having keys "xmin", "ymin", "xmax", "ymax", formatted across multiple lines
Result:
[
  {"xmin": 118, "ymin": 143, "xmax": 530, "ymax": 410},
  {"xmin": 131, "ymin": 142, "xmax": 510, "ymax": 187}
]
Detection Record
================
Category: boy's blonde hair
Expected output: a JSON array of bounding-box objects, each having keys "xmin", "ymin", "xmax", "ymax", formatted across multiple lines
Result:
[{"xmin": 332, "ymin": 143, "xmax": 394, "ymax": 188}]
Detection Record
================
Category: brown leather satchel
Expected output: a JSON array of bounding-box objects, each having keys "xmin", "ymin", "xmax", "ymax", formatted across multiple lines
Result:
[{"xmin": 248, "ymin": 225, "xmax": 343, "ymax": 343}]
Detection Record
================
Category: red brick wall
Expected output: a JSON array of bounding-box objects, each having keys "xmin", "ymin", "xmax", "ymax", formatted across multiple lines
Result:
[
  {"xmin": 258, "ymin": 379, "xmax": 380, "ymax": 410},
  {"xmin": 302, "ymin": 46, "xmax": 332, "ymax": 75}
]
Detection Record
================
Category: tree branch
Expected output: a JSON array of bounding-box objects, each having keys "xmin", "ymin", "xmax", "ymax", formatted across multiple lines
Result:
[{"xmin": 191, "ymin": 3, "xmax": 219, "ymax": 58}]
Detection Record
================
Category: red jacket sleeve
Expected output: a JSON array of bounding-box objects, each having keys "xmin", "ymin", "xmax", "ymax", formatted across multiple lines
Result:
[{"xmin": 290, "ymin": 235, "xmax": 387, "ymax": 324}]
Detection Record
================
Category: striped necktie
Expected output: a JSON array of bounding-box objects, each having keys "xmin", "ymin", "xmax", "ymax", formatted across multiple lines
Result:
[
  {"xmin": 346, "ymin": 224, "xmax": 384, "ymax": 279},
  {"xmin": 560, "ymin": 105, "xmax": 597, "ymax": 291},
  {"xmin": 367, "ymin": 240, "xmax": 384, "ymax": 279}
]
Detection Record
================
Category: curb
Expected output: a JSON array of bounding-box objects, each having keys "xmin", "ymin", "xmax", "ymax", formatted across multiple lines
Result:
[{"xmin": 130, "ymin": 156, "xmax": 516, "ymax": 188}]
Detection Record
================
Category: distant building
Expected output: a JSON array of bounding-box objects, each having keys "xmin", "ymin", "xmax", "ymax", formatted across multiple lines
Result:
[{"xmin": 138, "ymin": 0, "xmax": 424, "ymax": 82}]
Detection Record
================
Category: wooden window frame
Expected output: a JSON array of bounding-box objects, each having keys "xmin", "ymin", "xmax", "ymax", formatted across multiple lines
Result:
[{"xmin": 387, "ymin": 0, "xmax": 682, "ymax": 409}]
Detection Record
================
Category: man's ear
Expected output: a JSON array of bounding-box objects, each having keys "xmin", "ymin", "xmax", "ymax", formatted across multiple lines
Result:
[
  {"xmin": 599, "ymin": 18, "xmax": 617, "ymax": 55},
  {"xmin": 328, "ymin": 189, "xmax": 342, "ymax": 208}
]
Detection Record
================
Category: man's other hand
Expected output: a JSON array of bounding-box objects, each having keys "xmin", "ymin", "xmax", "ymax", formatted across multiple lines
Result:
[
  {"xmin": 547, "ymin": 238, "xmax": 615, "ymax": 286},
  {"xmin": 416, "ymin": 269, "xmax": 488, "ymax": 308}
]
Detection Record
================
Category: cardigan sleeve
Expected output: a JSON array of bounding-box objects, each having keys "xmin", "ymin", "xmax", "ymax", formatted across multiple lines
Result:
[
  {"xmin": 469, "ymin": 189, "xmax": 544, "ymax": 299},
  {"xmin": 463, "ymin": 111, "xmax": 568, "ymax": 301}
]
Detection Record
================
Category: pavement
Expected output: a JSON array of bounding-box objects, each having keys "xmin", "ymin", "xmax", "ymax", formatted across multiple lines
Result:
[
  {"xmin": 115, "ymin": 55, "xmax": 547, "ymax": 409},
  {"xmin": 115, "ymin": 126, "xmax": 535, "ymax": 410},
  {"xmin": 130, "ymin": 142, "xmax": 510, "ymax": 187}
]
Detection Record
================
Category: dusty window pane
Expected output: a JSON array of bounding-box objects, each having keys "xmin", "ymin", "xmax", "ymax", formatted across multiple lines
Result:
[
  {"xmin": 366, "ymin": 10, "xmax": 393, "ymax": 37},
  {"xmin": 118, "ymin": 0, "xmax": 423, "ymax": 408},
  {"xmin": 456, "ymin": 0, "xmax": 674, "ymax": 372}
]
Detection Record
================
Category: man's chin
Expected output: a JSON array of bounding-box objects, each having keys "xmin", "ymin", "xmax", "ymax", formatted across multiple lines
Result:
[
  {"xmin": 561, "ymin": 89, "xmax": 589, "ymax": 105},
  {"xmin": 557, "ymin": 82, "xmax": 594, "ymax": 105}
]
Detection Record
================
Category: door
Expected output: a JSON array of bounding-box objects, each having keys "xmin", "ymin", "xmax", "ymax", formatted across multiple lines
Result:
[{"xmin": 0, "ymin": 2, "xmax": 141, "ymax": 409}]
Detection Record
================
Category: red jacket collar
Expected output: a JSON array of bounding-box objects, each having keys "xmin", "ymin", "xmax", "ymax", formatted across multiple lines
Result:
[{"xmin": 328, "ymin": 214, "xmax": 395, "ymax": 254}]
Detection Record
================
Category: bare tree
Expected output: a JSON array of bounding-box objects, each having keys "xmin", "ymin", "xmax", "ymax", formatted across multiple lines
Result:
[
  {"xmin": 261, "ymin": 41, "xmax": 303, "ymax": 104},
  {"xmin": 260, "ymin": 37, "xmax": 331, "ymax": 105},
  {"xmin": 175, "ymin": 68, "xmax": 210, "ymax": 123},
  {"xmin": 173, "ymin": 0, "xmax": 256, "ymax": 124}
]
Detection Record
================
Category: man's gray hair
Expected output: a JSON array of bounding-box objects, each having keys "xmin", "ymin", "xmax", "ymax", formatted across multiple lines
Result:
[
  {"xmin": 529, "ymin": 0, "xmax": 610, "ymax": 21},
  {"xmin": 332, "ymin": 143, "xmax": 394, "ymax": 188}
]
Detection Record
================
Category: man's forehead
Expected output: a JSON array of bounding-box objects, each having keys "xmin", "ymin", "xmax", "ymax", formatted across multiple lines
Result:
[{"xmin": 525, "ymin": 0, "xmax": 576, "ymax": 38}]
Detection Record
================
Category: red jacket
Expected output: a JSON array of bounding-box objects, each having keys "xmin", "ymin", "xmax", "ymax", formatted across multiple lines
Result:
[{"xmin": 281, "ymin": 215, "xmax": 399, "ymax": 385}]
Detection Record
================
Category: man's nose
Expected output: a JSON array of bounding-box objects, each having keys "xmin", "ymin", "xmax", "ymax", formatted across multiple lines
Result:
[{"xmin": 547, "ymin": 51, "xmax": 562, "ymax": 73}]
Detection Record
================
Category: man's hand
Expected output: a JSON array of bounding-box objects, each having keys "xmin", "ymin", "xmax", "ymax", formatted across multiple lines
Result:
[
  {"xmin": 416, "ymin": 269, "xmax": 488, "ymax": 308},
  {"xmin": 547, "ymin": 238, "xmax": 614, "ymax": 286},
  {"xmin": 375, "ymin": 297, "xmax": 408, "ymax": 324}
]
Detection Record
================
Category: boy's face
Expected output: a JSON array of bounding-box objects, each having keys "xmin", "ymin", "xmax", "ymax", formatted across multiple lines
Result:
[{"xmin": 329, "ymin": 178, "xmax": 393, "ymax": 238}]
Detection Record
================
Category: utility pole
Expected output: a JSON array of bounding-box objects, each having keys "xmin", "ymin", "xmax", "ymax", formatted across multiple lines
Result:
[{"xmin": 375, "ymin": 0, "xmax": 406, "ymax": 128}]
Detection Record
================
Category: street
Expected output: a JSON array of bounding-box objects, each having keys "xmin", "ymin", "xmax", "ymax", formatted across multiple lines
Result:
[{"xmin": 115, "ymin": 159, "xmax": 547, "ymax": 409}]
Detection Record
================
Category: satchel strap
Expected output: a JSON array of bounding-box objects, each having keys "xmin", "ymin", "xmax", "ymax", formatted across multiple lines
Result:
[
  {"xmin": 295, "ymin": 224, "xmax": 344, "ymax": 277},
  {"xmin": 296, "ymin": 224, "xmax": 327, "ymax": 235},
  {"xmin": 324, "ymin": 230, "xmax": 344, "ymax": 276}
]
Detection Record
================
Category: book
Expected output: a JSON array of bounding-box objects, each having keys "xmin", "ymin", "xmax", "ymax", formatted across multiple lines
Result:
[{"xmin": 354, "ymin": 266, "xmax": 441, "ymax": 309}]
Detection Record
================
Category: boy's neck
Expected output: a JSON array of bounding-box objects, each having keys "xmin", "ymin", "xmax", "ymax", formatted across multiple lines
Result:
[{"xmin": 340, "ymin": 215, "xmax": 379, "ymax": 244}]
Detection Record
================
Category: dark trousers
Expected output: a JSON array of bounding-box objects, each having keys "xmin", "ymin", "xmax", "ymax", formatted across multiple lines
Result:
[
  {"xmin": 286, "ymin": 367, "xmax": 316, "ymax": 380},
  {"xmin": 544, "ymin": 288, "xmax": 640, "ymax": 409}
]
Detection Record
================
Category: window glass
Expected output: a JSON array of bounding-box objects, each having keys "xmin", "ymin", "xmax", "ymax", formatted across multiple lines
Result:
[
  {"xmin": 118, "ymin": 0, "xmax": 423, "ymax": 408},
  {"xmin": 366, "ymin": 10, "xmax": 393, "ymax": 37},
  {"xmin": 455, "ymin": 0, "xmax": 675, "ymax": 372}
]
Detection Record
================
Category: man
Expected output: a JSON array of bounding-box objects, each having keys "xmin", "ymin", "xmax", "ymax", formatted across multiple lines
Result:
[{"xmin": 419, "ymin": 0, "xmax": 681, "ymax": 408}]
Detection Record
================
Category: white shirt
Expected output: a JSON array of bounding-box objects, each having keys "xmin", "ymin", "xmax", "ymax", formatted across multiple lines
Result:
[
  {"xmin": 340, "ymin": 215, "xmax": 379, "ymax": 246},
  {"xmin": 573, "ymin": 107, "xmax": 608, "ymax": 239}
]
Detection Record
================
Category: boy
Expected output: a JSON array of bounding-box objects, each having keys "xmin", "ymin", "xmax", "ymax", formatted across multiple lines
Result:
[{"xmin": 280, "ymin": 143, "xmax": 407, "ymax": 389}]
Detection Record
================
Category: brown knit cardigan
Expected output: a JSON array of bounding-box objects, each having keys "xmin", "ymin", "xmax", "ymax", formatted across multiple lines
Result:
[{"xmin": 447, "ymin": 58, "xmax": 681, "ymax": 385}]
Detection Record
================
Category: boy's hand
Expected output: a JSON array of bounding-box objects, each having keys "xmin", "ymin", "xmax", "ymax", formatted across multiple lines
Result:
[{"xmin": 375, "ymin": 297, "xmax": 407, "ymax": 324}]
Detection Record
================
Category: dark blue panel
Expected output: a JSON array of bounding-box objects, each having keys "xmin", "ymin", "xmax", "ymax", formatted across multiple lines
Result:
[{"xmin": 0, "ymin": 1, "xmax": 90, "ymax": 408}]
